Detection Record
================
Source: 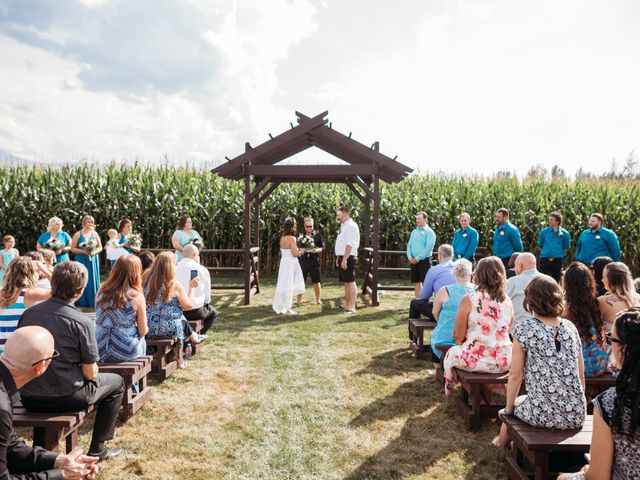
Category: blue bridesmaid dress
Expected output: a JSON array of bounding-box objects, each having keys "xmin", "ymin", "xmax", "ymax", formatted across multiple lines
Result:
[{"xmin": 75, "ymin": 231, "xmax": 101, "ymax": 308}]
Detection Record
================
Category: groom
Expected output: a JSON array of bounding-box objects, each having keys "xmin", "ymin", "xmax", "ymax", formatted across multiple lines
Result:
[{"xmin": 335, "ymin": 206, "xmax": 360, "ymax": 313}]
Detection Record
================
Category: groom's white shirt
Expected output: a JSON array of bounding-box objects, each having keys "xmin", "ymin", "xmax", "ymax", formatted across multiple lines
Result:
[
  {"xmin": 335, "ymin": 218, "xmax": 360, "ymax": 257},
  {"xmin": 176, "ymin": 257, "xmax": 211, "ymax": 308}
]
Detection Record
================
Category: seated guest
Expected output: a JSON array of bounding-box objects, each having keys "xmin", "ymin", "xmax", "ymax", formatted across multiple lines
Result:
[
  {"xmin": 598, "ymin": 262, "xmax": 640, "ymax": 333},
  {"xmin": 0, "ymin": 258, "xmax": 51, "ymax": 351},
  {"xmin": 95, "ymin": 255, "xmax": 148, "ymax": 362},
  {"xmin": 409, "ymin": 244, "xmax": 455, "ymax": 320},
  {"xmin": 494, "ymin": 276, "xmax": 586, "ymax": 449},
  {"xmin": 443, "ymin": 257, "xmax": 514, "ymax": 396},
  {"xmin": 591, "ymin": 256, "xmax": 613, "ymax": 297},
  {"xmin": 562, "ymin": 263, "xmax": 607, "ymax": 378},
  {"xmin": 144, "ymin": 252, "xmax": 204, "ymax": 369},
  {"xmin": 0, "ymin": 326, "xmax": 99, "ymax": 479},
  {"xmin": 558, "ymin": 307, "xmax": 640, "ymax": 479},
  {"xmin": 176, "ymin": 244, "xmax": 216, "ymax": 335},
  {"xmin": 430, "ymin": 259, "xmax": 474, "ymax": 361},
  {"xmin": 18, "ymin": 262, "xmax": 125, "ymax": 460},
  {"xmin": 506, "ymin": 252, "xmax": 520, "ymax": 279},
  {"xmin": 138, "ymin": 250, "xmax": 156, "ymax": 274},
  {"xmin": 22, "ymin": 251, "xmax": 53, "ymax": 289},
  {"xmin": 506, "ymin": 252, "xmax": 542, "ymax": 328}
]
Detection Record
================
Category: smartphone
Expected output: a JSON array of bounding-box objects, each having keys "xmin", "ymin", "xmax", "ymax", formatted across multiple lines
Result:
[{"xmin": 190, "ymin": 269, "xmax": 198, "ymax": 280}]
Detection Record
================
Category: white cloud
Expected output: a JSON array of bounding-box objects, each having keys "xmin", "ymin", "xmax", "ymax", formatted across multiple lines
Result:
[{"xmin": 0, "ymin": 0, "xmax": 638, "ymax": 175}]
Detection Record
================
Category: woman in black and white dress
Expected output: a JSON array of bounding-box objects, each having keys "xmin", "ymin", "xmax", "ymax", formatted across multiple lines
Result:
[{"xmin": 272, "ymin": 218, "xmax": 305, "ymax": 314}]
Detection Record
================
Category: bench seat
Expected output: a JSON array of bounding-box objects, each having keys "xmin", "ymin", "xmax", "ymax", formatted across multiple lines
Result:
[
  {"xmin": 408, "ymin": 318, "xmax": 437, "ymax": 359},
  {"xmin": 99, "ymin": 355, "xmax": 153, "ymax": 419},
  {"xmin": 146, "ymin": 337, "xmax": 180, "ymax": 381}
]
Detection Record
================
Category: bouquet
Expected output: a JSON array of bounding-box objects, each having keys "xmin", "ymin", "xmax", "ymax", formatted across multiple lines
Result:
[
  {"xmin": 297, "ymin": 234, "xmax": 316, "ymax": 253},
  {"xmin": 127, "ymin": 233, "xmax": 143, "ymax": 248},
  {"xmin": 79, "ymin": 237, "xmax": 98, "ymax": 256},
  {"xmin": 190, "ymin": 237, "xmax": 205, "ymax": 249},
  {"xmin": 44, "ymin": 237, "xmax": 64, "ymax": 253}
]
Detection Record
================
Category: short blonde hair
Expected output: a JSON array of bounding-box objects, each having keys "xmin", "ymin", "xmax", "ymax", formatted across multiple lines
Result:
[
  {"xmin": 2, "ymin": 235, "xmax": 14, "ymax": 244},
  {"xmin": 82, "ymin": 215, "xmax": 95, "ymax": 227},
  {"xmin": 459, "ymin": 212, "xmax": 471, "ymax": 222},
  {"xmin": 47, "ymin": 217, "xmax": 63, "ymax": 232}
]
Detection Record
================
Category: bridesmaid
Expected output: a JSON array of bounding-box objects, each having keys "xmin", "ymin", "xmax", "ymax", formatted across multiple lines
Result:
[
  {"xmin": 71, "ymin": 215, "xmax": 103, "ymax": 308},
  {"xmin": 118, "ymin": 218, "xmax": 141, "ymax": 254},
  {"xmin": 36, "ymin": 217, "xmax": 72, "ymax": 264},
  {"xmin": 171, "ymin": 215, "xmax": 202, "ymax": 262},
  {"xmin": 0, "ymin": 235, "xmax": 19, "ymax": 285}
]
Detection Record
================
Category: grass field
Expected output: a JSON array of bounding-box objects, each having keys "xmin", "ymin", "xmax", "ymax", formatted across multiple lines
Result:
[{"xmin": 64, "ymin": 279, "xmax": 507, "ymax": 480}]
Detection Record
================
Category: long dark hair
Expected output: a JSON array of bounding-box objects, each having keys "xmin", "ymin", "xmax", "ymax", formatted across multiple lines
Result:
[
  {"xmin": 118, "ymin": 218, "xmax": 132, "ymax": 233},
  {"xmin": 282, "ymin": 218, "xmax": 297, "ymax": 237},
  {"xmin": 611, "ymin": 307, "xmax": 640, "ymax": 435},
  {"xmin": 563, "ymin": 262, "xmax": 603, "ymax": 339},
  {"xmin": 591, "ymin": 256, "xmax": 613, "ymax": 297}
]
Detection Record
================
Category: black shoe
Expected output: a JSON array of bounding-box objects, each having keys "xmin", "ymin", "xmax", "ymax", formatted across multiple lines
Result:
[{"xmin": 88, "ymin": 447, "xmax": 123, "ymax": 461}]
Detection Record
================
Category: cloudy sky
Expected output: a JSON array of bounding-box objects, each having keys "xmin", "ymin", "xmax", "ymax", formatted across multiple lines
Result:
[{"xmin": 1, "ymin": 0, "xmax": 639, "ymax": 175}]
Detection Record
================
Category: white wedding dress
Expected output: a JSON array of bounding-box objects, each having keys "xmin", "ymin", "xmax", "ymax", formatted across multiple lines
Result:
[{"xmin": 272, "ymin": 249, "xmax": 305, "ymax": 314}]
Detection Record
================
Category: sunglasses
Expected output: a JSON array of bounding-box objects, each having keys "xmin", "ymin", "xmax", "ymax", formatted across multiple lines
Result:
[
  {"xmin": 32, "ymin": 350, "xmax": 60, "ymax": 366},
  {"xmin": 605, "ymin": 333, "xmax": 623, "ymax": 345}
]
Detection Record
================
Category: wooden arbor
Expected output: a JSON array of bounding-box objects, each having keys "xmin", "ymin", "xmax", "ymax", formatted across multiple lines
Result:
[{"xmin": 211, "ymin": 111, "xmax": 412, "ymax": 305}]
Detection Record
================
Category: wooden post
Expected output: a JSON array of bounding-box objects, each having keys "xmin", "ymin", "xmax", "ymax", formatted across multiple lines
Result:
[
  {"xmin": 243, "ymin": 174, "xmax": 251, "ymax": 305},
  {"xmin": 253, "ymin": 187, "xmax": 260, "ymax": 249},
  {"xmin": 363, "ymin": 195, "xmax": 371, "ymax": 249},
  {"xmin": 371, "ymin": 174, "xmax": 380, "ymax": 306}
]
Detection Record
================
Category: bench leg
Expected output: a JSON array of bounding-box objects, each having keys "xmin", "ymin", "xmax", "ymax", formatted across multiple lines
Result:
[
  {"xmin": 468, "ymin": 384, "xmax": 482, "ymax": 430},
  {"xmin": 34, "ymin": 426, "xmax": 63, "ymax": 453},
  {"xmin": 65, "ymin": 429, "xmax": 79, "ymax": 453},
  {"xmin": 533, "ymin": 451, "xmax": 549, "ymax": 480}
]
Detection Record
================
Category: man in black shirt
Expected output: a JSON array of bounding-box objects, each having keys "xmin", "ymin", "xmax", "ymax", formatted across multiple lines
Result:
[
  {"xmin": 18, "ymin": 262, "xmax": 124, "ymax": 461},
  {"xmin": 0, "ymin": 326, "xmax": 99, "ymax": 479},
  {"xmin": 296, "ymin": 218, "xmax": 324, "ymax": 305}
]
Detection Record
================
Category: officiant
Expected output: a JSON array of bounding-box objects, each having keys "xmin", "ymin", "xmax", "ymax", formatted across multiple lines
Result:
[{"xmin": 296, "ymin": 217, "xmax": 324, "ymax": 305}]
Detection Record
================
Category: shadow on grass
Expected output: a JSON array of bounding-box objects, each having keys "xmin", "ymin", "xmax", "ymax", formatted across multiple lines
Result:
[
  {"xmin": 354, "ymin": 347, "xmax": 429, "ymax": 377},
  {"xmin": 345, "ymin": 400, "xmax": 505, "ymax": 480}
]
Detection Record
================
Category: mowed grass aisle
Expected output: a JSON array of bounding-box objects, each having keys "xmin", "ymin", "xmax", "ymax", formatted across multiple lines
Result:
[{"xmin": 91, "ymin": 280, "xmax": 506, "ymax": 479}]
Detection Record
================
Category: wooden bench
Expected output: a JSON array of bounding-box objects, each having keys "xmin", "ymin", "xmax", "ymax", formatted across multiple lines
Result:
[
  {"xmin": 585, "ymin": 373, "xmax": 616, "ymax": 399},
  {"xmin": 187, "ymin": 320, "xmax": 203, "ymax": 356},
  {"xmin": 146, "ymin": 337, "xmax": 181, "ymax": 381},
  {"xmin": 98, "ymin": 356, "xmax": 153, "ymax": 420},
  {"xmin": 408, "ymin": 318, "xmax": 437, "ymax": 359},
  {"xmin": 504, "ymin": 414, "xmax": 592, "ymax": 480},
  {"xmin": 453, "ymin": 368, "xmax": 510, "ymax": 429},
  {"xmin": 13, "ymin": 404, "xmax": 94, "ymax": 453}
]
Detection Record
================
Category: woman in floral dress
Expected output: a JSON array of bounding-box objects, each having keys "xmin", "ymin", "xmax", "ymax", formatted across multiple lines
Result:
[{"xmin": 443, "ymin": 256, "xmax": 514, "ymax": 396}]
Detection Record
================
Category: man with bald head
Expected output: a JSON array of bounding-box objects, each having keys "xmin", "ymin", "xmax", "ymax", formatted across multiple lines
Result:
[
  {"xmin": 0, "ymin": 326, "xmax": 99, "ymax": 479},
  {"xmin": 176, "ymin": 244, "xmax": 217, "ymax": 335},
  {"xmin": 506, "ymin": 252, "xmax": 543, "ymax": 327}
]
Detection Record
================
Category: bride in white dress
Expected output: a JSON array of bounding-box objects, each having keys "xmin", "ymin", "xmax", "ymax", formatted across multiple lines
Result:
[{"xmin": 272, "ymin": 218, "xmax": 305, "ymax": 314}]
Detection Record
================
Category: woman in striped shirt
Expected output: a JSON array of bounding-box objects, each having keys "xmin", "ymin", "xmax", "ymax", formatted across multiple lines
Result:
[{"xmin": 0, "ymin": 257, "xmax": 51, "ymax": 351}]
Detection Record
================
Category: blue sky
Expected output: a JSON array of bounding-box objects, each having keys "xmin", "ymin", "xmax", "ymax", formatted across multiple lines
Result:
[{"xmin": 0, "ymin": 0, "xmax": 639, "ymax": 174}]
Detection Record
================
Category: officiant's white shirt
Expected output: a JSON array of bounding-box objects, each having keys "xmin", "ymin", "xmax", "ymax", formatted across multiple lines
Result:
[
  {"xmin": 335, "ymin": 218, "xmax": 360, "ymax": 257},
  {"xmin": 176, "ymin": 257, "xmax": 211, "ymax": 309}
]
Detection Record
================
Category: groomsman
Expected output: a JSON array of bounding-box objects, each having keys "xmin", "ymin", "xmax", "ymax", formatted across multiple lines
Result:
[
  {"xmin": 536, "ymin": 211, "xmax": 571, "ymax": 282},
  {"xmin": 575, "ymin": 213, "xmax": 621, "ymax": 266},
  {"xmin": 406, "ymin": 212, "xmax": 436, "ymax": 298},
  {"xmin": 492, "ymin": 208, "xmax": 523, "ymax": 270},
  {"xmin": 451, "ymin": 212, "xmax": 479, "ymax": 261},
  {"xmin": 335, "ymin": 206, "xmax": 360, "ymax": 313},
  {"xmin": 296, "ymin": 217, "xmax": 324, "ymax": 305}
]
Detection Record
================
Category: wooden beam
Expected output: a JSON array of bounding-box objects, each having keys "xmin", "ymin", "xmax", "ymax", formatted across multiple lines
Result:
[
  {"xmin": 246, "ymin": 165, "xmax": 379, "ymax": 177},
  {"xmin": 249, "ymin": 176, "xmax": 272, "ymax": 202},
  {"xmin": 343, "ymin": 180, "xmax": 366, "ymax": 203},
  {"xmin": 243, "ymin": 175, "xmax": 251, "ymax": 305},
  {"xmin": 371, "ymin": 175, "xmax": 381, "ymax": 307},
  {"xmin": 352, "ymin": 176, "xmax": 374, "ymax": 198},
  {"xmin": 258, "ymin": 179, "xmax": 282, "ymax": 203}
]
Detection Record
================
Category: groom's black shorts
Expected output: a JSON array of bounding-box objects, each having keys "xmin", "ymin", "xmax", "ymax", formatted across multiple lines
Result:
[
  {"xmin": 337, "ymin": 255, "xmax": 357, "ymax": 283},
  {"xmin": 299, "ymin": 255, "xmax": 321, "ymax": 284}
]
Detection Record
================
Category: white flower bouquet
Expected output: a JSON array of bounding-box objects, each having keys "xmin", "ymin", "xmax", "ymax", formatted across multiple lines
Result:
[
  {"xmin": 190, "ymin": 237, "xmax": 204, "ymax": 249},
  {"xmin": 44, "ymin": 237, "xmax": 64, "ymax": 253},
  {"xmin": 127, "ymin": 233, "xmax": 142, "ymax": 248},
  {"xmin": 297, "ymin": 234, "xmax": 316, "ymax": 253},
  {"xmin": 79, "ymin": 237, "xmax": 98, "ymax": 256}
]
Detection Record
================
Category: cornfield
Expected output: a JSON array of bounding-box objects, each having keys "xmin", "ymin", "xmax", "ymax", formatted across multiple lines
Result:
[{"xmin": 1, "ymin": 164, "xmax": 638, "ymax": 274}]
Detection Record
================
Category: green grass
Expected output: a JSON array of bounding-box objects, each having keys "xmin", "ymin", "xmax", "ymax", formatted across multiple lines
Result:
[{"xmin": 76, "ymin": 279, "xmax": 507, "ymax": 479}]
